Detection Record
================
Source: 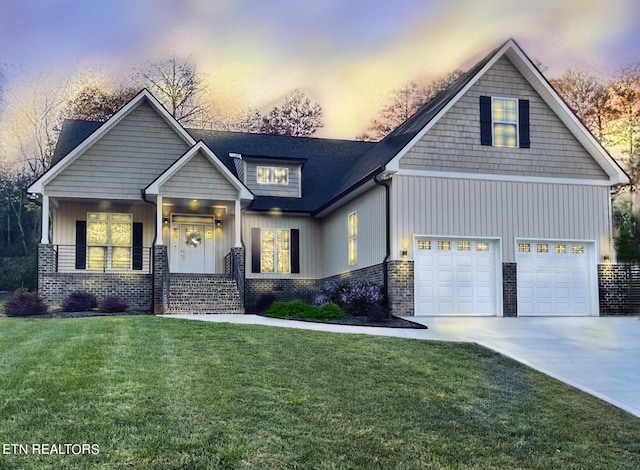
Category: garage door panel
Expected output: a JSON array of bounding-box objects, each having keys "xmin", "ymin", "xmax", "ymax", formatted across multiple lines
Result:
[
  {"xmin": 415, "ymin": 238, "xmax": 499, "ymax": 316},
  {"xmin": 517, "ymin": 240, "xmax": 595, "ymax": 316}
]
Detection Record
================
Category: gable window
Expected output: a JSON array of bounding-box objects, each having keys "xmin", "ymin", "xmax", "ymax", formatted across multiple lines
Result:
[
  {"xmin": 348, "ymin": 212, "xmax": 357, "ymax": 265},
  {"xmin": 257, "ymin": 166, "xmax": 289, "ymax": 185},
  {"xmin": 260, "ymin": 229, "xmax": 290, "ymax": 273},
  {"xmin": 86, "ymin": 213, "xmax": 132, "ymax": 270},
  {"xmin": 480, "ymin": 96, "xmax": 530, "ymax": 148}
]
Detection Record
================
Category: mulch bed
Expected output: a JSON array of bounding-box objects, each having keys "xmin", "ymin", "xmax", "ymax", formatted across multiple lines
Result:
[{"xmin": 256, "ymin": 312, "xmax": 427, "ymax": 329}]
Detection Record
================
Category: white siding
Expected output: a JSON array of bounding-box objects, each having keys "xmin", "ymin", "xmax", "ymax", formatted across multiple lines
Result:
[
  {"xmin": 390, "ymin": 175, "xmax": 611, "ymax": 262},
  {"xmin": 242, "ymin": 213, "xmax": 322, "ymax": 278},
  {"xmin": 321, "ymin": 186, "xmax": 387, "ymax": 277},
  {"xmin": 160, "ymin": 151, "xmax": 238, "ymax": 200},
  {"xmin": 399, "ymin": 56, "xmax": 608, "ymax": 180},
  {"xmin": 45, "ymin": 101, "xmax": 190, "ymax": 199}
]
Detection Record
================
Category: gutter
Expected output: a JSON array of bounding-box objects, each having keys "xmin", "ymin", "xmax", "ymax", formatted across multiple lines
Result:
[{"xmin": 373, "ymin": 168, "xmax": 392, "ymax": 309}]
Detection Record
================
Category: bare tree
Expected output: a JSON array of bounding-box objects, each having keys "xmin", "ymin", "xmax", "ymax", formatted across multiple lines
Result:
[
  {"xmin": 136, "ymin": 57, "xmax": 212, "ymax": 125},
  {"xmin": 260, "ymin": 89, "xmax": 323, "ymax": 136},
  {"xmin": 219, "ymin": 106, "xmax": 263, "ymax": 133},
  {"xmin": 63, "ymin": 86, "xmax": 138, "ymax": 122},
  {"xmin": 364, "ymin": 71, "xmax": 463, "ymax": 140}
]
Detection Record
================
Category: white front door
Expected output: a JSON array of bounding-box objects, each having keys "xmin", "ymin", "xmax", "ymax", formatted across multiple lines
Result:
[
  {"xmin": 414, "ymin": 238, "xmax": 500, "ymax": 315},
  {"xmin": 172, "ymin": 223, "xmax": 214, "ymax": 273},
  {"xmin": 516, "ymin": 240, "xmax": 596, "ymax": 316}
]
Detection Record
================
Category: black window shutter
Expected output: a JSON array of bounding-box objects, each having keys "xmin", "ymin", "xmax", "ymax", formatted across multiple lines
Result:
[
  {"xmin": 251, "ymin": 227, "xmax": 261, "ymax": 273},
  {"xmin": 133, "ymin": 222, "xmax": 143, "ymax": 270},
  {"xmin": 479, "ymin": 96, "xmax": 492, "ymax": 146},
  {"xmin": 519, "ymin": 99, "xmax": 530, "ymax": 148},
  {"xmin": 291, "ymin": 229, "xmax": 300, "ymax": 274},
  {"xmin": 75, "ymin": 221, "xmax": 87, "ymax": 270}
]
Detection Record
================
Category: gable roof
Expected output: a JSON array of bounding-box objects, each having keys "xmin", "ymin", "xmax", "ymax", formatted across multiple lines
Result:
[
  {"xmin": 27, "ymin": 89, "xmax": 196, "ymax": 194},
  {"xmin": 145, "ymin": 141, "xmax": 253, "ymax": 200}
]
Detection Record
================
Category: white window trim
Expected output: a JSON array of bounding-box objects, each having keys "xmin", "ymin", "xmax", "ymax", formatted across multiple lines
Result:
[
  {"xmin": 86, "ymin": 212, "xmax": 133, "ymax": 271},
  {"xmin": 348, "ymin": 211, "xmax": 357, "ymax": 266},
  {"xmin": 491, "ymin": 96, "xmax": 519, "ymax": 148},
  {"xmin": 257, "ymin": 166, "xmax": 289, "ymax": 185},
  {"xmin": 260, "ymin": 228, "xmax": 291, "ymax": 274}
]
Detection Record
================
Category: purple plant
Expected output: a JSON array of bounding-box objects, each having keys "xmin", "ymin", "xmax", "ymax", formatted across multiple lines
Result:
[
  {"xmin": 314, "ymin": 280, "xmax": 383, "ymax": 316},
  {"xmin": 62, "ymin": 291, "xmax": 97, "ymax": 312},
  {"xmin": 4, "ymin": 288, "xmax": 48, "ymax": 317},
  {"xmin": 99, "ymin": 296, "xmax": 128, "ymax": 313}
]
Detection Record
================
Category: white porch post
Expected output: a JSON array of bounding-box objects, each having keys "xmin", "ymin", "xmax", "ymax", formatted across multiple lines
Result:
[
  {"xmin": 156, "ymin": 196, "xmax": 164, "ymax": 245},
  {"xmin": 41, "ymin": 195, "xmax": 50, "ymax": 244},
  {"xmin": 234, "ymin": 199, "xmax": 241, "ymax": 248}
]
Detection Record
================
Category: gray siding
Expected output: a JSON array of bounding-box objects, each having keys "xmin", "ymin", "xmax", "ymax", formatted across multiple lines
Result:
[
  {"xmin": 400, "ymin": 56, "xmax": 608, "ymax": 180},
  {"xmin": 45, "ymin": 101, "xmax": 190, "ymax": 199},
  {"xmin": 321, "ymin": 186, "xmax": 387, "ymax": 278},
  {"xmin": 244, "ymin": 161, "xmax": 301, "ymax": 197},
  {"xmin": 160, "ymin": 151, "xmax": 238, "ymax": 200},
  {"xmin": 390, "ymin": 175, "xmax": 611, "ymax": 262},
  {"xmin": 242, "ymin": 213, "xmax": 322, "ymax": 278}
]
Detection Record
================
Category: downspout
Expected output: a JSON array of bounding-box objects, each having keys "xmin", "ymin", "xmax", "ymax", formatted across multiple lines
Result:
[
  {"xmin": 141, "ymin": 190, "xmax": 158, "ymax": 312},
  {"xmin": 373, "ymin": 168, "xmax": 391, "ymax": 308}
]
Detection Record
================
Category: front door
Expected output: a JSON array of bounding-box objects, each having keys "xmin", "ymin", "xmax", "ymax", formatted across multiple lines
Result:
[{"xmin": 173, "ymin": 223, "xmax": 214, "ymax": 273}]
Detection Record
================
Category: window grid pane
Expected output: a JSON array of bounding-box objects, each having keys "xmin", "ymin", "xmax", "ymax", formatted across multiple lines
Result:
[
  {"xmin": 476, "ymin": 242, "xmax": 489, "ymax": 252},
  {"xmin": 519, "ymin": 243, "xmax": 530, "ymax": 253},
  {"xmin": 438, "ymin": 240, "xmax": 450, "ymax": 251}
]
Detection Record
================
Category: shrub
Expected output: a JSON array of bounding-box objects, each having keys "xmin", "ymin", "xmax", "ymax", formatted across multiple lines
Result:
[
  {"xmin": 4, "ymin": 288, "xmax": 48, "ymax": 317},
  {"xmin": 62, "ymin": 291, "xmax": 97, "ymax": 312},
  {"xmin": 266, "ymin": 300, "xmax": 314, "ymax": 319},
  {"xmin": 318, "ymin": 302, "xmax": 347, "ymax": 319},
  {"xmin": 315, "ymin": 280, "xmax": 384, "ymax": 316},
  {"xmin": 99, "ymin": 296, "xmax": 128, "ymax": 313}
]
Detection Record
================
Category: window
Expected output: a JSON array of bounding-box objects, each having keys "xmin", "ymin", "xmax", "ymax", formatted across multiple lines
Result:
[
  {"xmin": 437, "ymin": 240, "xmax": 450, "ymax": 251},
  {"xmin": 348, "ymin": 212, "xmax": 357, "ymax": 265},
  {"xmin": 417, "ymin": 240, "xmax": 431, "ymax": 250},
  {"xmin": 572, "ymin": 245, "xmax": 584, "ymax": 254},
  {"xmin": 476, "ymin": 242, "xmax": 489, "ymax": 252},
  {"xmin": 537, "ymin": 243, "xmax": 549, "ymax": 253},
  {"xmin": 257, "ymin": 166, "xmax": 289, "ymax": 185},
  {"xmin": 555, "ymin": 244, "xmax": 567, "ymax": 254},
  {"xmin": 518, "ymin": 243, "xmax": 531, "ymax": 253},
  {"xmin": 480, "ymin": 96, "xmax": 530, "ymax": 148},
  {"xmin": 492, "ymin": 97, "xmax": 518, "ymax": 148},
  {"xmin": 87, "ymin": 213, "xmax": 132, "ymax": 270},
  {"xmin": 457, "ymin": 241, "xmax": 470, "ymax": 251},
  {"xmin": 261, "ymin": 229, "xmax": 290, "ymax": 273}
]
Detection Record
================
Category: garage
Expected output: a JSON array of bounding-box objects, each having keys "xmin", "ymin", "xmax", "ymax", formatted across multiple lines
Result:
[
  {"xmin": 516, "ymin": 240, "xmax": 597, "ymax": 316},
  {"xmin": 414, "ymin": 237, "xmax": 501, "ymax": 315}
]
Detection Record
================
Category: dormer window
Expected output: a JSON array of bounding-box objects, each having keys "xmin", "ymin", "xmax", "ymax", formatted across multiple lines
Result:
[
  {"xmin": 257, "ymin": 166, "xmax": 289, "ymax": 185},
  {"xmin": 480, "ymin": 96, "xmax": 530, "ymax": 148}
]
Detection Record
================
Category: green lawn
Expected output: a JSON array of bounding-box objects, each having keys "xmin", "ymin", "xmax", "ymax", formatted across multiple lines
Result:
[{"xmin": 0, "ymin": 316, "xmax": 639, "ymax": 469}]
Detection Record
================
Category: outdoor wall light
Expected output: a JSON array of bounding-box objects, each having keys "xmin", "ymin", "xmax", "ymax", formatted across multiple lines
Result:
[
  {"xmin": 215, "ymin": 218, "xmax": 222, "ymax": 227},
  {"xmin": 603, "ymin": 252, "xmax": 610, "ymax": 262},
  {"xmin": 163, "ymin": 217, "xmax": 169, "ymax": 225},
  {"xmin": 401, "ymin": 249, "xmax": 408, "ymax": 258}
]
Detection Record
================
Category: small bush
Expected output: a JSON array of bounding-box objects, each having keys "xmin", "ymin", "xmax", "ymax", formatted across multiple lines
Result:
[
  {"xmin": 99, "ymin": 296, "xmax": 128, "ymax": 313},
  {"xmin": 62, "ymin": 291, "xmax": 97, "ymax": 312},
  {"xmin": 318, "ymin": 302, "xmax": 347, "ymax": 319},
  {"xmin": 4, "ymin": 288, "xmax": 48, "ymax": 317},
  {"xmin": 266, "ymin": 300, "xmax": 347, "ymax": 321}
]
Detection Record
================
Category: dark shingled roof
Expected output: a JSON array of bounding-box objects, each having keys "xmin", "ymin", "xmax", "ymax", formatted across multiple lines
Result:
[{"xmin": 48, "ymin": 42, "xmax": 503, "ymax": 213}]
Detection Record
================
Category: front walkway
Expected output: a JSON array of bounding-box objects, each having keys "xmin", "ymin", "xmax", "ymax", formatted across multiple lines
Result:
[{"xmin": 161, "ymin": 314, "xmax": 640, "ymax": 419}]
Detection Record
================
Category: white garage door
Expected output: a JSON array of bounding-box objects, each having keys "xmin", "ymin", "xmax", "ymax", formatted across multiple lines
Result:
[
  {"xmin": 516, "ymin": 240, "xmax": 596, "ymax": 316},
  {"xmin": 414, "ymin": 238, "xmax": 500, "ymax": 315}
]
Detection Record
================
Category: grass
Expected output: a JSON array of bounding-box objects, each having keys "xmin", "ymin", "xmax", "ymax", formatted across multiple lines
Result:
[{"xmin": 0, "ymin": 315, "xmax": 638, "ymax": 469}]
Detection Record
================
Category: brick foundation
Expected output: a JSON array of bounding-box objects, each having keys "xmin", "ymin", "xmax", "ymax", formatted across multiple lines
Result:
[
  {"xmin": 502, "ymin": 263, "xmax": 517, "ymax": 317},
  {"xmin": 599, "ymin": 263, "xmax": 640, "ymax": 315},
  {"xmin": 387, "ymin": 260, "xmax": 414, "ymax": 316}
]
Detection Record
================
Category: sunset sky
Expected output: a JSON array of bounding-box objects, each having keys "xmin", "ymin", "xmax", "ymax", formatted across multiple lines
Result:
[{"xmin": 1, "ymin": 0, "xmax": 639, "ymax": 143}]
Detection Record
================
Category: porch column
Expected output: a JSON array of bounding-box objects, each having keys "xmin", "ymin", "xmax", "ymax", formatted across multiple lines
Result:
[
  {"xmin": 234, "ymin": 199, "xmax": 241, "ymax": 247},
  {"xmin": 156, "ymin": 196, "xmax": 164, "ymax": 245},
  {"xmin": 41, "ymin": 195, "xmax": 50, "ymax": 244}
]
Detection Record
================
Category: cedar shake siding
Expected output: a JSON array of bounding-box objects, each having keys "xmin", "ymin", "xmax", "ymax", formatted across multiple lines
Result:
[{"xmin": 399, "ymin": 56, "xmax": 609, "ymax": 180}]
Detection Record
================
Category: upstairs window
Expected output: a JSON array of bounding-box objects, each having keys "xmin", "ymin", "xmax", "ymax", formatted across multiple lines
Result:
[
  {"xmin": 480, "ymin": 96, "xmax": 530, "ymax": 148},
  {"xmin": 257, "ymin": 166, "xmax": 289, "ymax": 185}
]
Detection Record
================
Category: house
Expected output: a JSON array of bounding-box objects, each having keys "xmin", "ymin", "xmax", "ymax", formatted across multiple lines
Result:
[{"xmin": 28, "ymin": 39, "xmax": 629, "ymax": 317}]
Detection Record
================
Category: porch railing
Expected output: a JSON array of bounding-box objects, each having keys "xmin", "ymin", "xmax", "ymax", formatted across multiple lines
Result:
[{"xmin": 53, "ymin": 245, "xmax": 153, "ymax": 274}]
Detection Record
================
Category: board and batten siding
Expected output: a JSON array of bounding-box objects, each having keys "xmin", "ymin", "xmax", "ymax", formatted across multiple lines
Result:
[
  {"xmin": 159, "ymin": 151, "xmax": 238, "ymax": 200},
  {"xmin": 244, "ymin": 161, "xmax": 301, "ymax": 198},
  {"xmin": 320, "ymin": 186, "xmax": 387, "ymax": 278},
  {"xmin": 53, "ymin": 201, "xmax": 155, "ymax": 247},
  {"xmin": 242, "ymin": 213, "xmax": 322, "ymax": 278},
  {"xmin": 400, "ymin": 56, "xmax": 608, "ymax": 180},
  {"xmin": 45, "ymin": 101, "xmax": 190, "ymax": 199},
  {"xmin": 391, "ymin": 175, "xmax": 612, "ymax": 262}
]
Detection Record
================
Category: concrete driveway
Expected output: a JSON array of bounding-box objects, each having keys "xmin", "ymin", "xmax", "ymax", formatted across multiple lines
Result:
[{"xmin": 407, "ymin": 316, "xmax": 640, "ymax": 419}]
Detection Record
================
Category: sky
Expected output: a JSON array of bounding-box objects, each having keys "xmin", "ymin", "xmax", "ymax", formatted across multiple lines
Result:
[{"xmin": 1, "ymin": 0, "xmax": 640, "ymax": 144}]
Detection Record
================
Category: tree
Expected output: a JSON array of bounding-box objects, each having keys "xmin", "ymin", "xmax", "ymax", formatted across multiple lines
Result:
[
  {"xmin": 135, "ymin": 57, "xmax": 211, "ymax": 125},
  {"xmin": 364, "ymin": 71, "xmax": 463, "ymax": 140},
  {"xmin": 550, "ymin": 69, "xmax": 615, "ymax": 140},
  {"xmin": 260, "ymin": 89, "xmax": 323, "ymax": 136},
  {"xmin": 221, "ymin": 106, "xmax": 264, "ymax": 133},
  {"xmin": 608, "ymin": 64, "xmax": 640, "ymax": 175},
  {"xmin": 613, "ymin": 200, "xmax": 640, "ymax": 262},
  {"xmin": 63, "ymin": 86, "xmax": 138, "ymax": 122}
]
